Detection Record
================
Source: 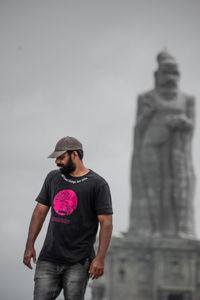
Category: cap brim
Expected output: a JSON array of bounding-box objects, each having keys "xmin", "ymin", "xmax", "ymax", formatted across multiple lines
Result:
[{"xmin": 48, "ymin": 150, "xmax": 66, "ymax": 158}]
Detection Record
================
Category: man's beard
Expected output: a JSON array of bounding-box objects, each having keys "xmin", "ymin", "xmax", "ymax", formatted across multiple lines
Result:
[
  {"xmin": 161, "ymin": 79, "xmax": 178, "ymax": 89},
  {"xmin": 157, "ymin": 79, "xmax": 179, "ymax": 99},
  {"xmin": 57, "ymin": 157, "xmax": 76, "ymax": 175}
]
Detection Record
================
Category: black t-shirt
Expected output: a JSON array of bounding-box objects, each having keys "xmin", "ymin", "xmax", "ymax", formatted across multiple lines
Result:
[{"xmin": 35, "ymin": 169, "xmax": 113, "ymax": 264}]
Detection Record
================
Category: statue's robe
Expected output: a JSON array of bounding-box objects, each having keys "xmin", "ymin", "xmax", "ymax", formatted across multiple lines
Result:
[{"xmin": 129, "ymin": 89, "xmax": 195, "ymax": 237}]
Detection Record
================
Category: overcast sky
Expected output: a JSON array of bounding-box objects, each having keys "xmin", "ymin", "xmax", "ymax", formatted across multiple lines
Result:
[{"xmin": 1, "ymin": 0, "xmax": 200, "ymax": 299}]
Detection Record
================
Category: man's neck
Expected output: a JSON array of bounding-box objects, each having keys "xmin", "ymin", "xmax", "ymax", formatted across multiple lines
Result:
[{"xmin": 69, "ymin": 166, "xmax": 90, "ymax": 177}]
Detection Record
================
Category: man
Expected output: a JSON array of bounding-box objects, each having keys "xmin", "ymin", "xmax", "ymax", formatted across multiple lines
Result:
[
  {"xmin": 129, "ymin": 50, "xmax": 195, "ymax": 238},
  {"xmin": 23, "ymin": 136, "xmax": 113, "ymax": 300}
]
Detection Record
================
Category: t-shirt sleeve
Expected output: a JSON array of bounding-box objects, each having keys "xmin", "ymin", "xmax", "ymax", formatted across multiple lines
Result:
[
  {"xmin": 35, "ymin": 174, "xmax": 51, "ymax": 207},
  {"xmin": 94, "ymin": 182, "xmax": 113, "ymax": 215}
]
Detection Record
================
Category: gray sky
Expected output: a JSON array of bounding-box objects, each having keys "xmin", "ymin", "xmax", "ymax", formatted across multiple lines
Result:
[{"xmin": 1, "ymin": 0, "xmax": 200, "ymax": 299}]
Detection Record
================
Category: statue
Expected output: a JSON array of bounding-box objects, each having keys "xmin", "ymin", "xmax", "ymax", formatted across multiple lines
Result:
[{"xmin": 128, "ymin": 50, "xmax": 196, "ymax": 238}]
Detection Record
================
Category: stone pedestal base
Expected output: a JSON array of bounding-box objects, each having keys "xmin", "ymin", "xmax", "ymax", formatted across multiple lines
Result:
[{"xmin": 91, "ymin": 236, "xmax": 200, "ymax": 300}]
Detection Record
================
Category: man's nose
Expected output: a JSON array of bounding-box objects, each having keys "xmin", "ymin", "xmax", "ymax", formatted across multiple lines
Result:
[
  {"xmin": 168, "ymin": 73, "xmax": 177, "ymax": 80},
  {"xmin": 169, "ymin": 74, "xmax": 175, "ymax": 80},
  {"xmin": 55, "ymin": 157, "xmax": 60, "ymax": 164}
]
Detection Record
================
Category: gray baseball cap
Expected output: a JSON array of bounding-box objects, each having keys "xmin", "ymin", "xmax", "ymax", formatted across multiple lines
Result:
[{"xmin": 48, "ymin": 136, "xmax": 83, "ymax": 158}]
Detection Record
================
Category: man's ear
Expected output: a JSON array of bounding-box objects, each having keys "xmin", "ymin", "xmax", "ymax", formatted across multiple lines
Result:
[{"xmin": 71, "ymin": 151, "xmax": 77, "ymax": 159}]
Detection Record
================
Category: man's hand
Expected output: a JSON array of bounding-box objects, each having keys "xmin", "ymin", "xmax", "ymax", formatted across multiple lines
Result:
[
  {"xmin": 23, "ymin": 203, "xmax": 49, "ymax": 270},
  {"xmin": 165, "ymin": 114, "xmax": 193, "ymax": 130},
  {"xmin": 88, "ymin": 214, "xmax": 112, "ymax": 280},
  {"xmin": 23, "ymin": 247, "xmax": 37, "ymax": 270},
  {"xmin": 89, "ymin": 256, "xmax": 104, "ymax": 280}
]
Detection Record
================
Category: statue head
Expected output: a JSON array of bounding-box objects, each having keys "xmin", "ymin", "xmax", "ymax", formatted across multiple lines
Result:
[{"xmin": 154, "ymin": 50, "xmax": 180, "ymax": 97}]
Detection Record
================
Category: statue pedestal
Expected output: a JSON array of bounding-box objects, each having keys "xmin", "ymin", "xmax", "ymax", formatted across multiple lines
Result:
[{"xmin": 92, "ymin": 236, "xmax": 200, "ymax": 300}]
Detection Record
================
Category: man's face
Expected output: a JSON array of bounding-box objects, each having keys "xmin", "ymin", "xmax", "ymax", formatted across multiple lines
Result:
[
  {"xmin": 157, "ymin": 64, "xmax": 180, "ymax": 89},
  {"xmin": 55, "ymin": 152, "xmax": 76, "ymax": 175}
]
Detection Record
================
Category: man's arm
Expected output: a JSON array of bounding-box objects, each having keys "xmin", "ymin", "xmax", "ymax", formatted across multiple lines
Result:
[
  {"xmin": 135, "ymin": 94, "xmax": 155, "ymax": 130},
  {"xmin": 89, "ymin": 214, "xmax": 113, "ymax": 280},
  {"xmin": 23, "ymin": 203, "xmax": 50, "ymax": 269}
]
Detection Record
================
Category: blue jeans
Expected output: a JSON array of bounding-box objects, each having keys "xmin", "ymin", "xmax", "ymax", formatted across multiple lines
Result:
[{"xmin": 33, "ymin": 258, "xmax": 90, "ymax": 300}]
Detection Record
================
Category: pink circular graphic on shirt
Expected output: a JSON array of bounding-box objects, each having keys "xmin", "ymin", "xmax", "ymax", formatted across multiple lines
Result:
[{"xmin": 53, "ymin": 190, "xmax": 78, "ymax": 216}]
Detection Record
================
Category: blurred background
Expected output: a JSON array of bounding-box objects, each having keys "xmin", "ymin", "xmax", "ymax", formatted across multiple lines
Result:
[{"xmin": 1, "ymin": 0, "xmax": 200, "ymax": 299}]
